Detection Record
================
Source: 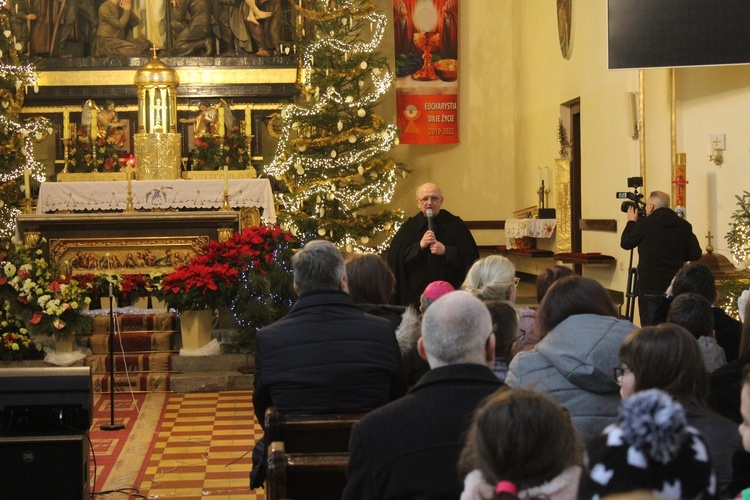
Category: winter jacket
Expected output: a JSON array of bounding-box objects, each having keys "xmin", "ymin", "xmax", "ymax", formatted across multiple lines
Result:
[{"xmin": 506, "ymin": 314, "xmax": 637, "ymax": 440}]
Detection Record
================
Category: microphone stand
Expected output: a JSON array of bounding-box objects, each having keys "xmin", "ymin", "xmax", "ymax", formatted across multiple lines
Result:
[{"xmin": 100, "ymin": 282, "xmax": 124, "ymax": 431}]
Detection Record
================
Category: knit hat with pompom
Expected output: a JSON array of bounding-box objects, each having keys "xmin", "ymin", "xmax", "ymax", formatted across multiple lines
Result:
[{"xmin": 579, "ymin": 389, "xmax": 717, "ymax": 500}]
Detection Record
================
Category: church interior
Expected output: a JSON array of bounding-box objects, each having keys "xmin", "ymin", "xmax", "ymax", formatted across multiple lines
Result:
[{"xmin": 1, "ymin": 0, "xmax": 750, "ymax": 498}]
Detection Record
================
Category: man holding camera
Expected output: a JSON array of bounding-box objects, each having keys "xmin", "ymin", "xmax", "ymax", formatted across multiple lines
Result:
[{"xmin": 620, "ymin": 190, "xmax": 702, "ymax": 326}]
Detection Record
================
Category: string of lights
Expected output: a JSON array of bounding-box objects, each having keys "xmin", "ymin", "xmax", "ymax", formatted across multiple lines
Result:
[{"xmin": 266, "ymin": 0, "xmax": 408, "ymax": 253}]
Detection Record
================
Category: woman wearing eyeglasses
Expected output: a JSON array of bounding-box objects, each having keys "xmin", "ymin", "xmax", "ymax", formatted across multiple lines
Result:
[
  {"xmin": 615, "ymin": 324, "xmax": 749, "ymax": 498},
  {"xmin": 505, "ymin": 275, "xmax": 636, "ymax": 441}
]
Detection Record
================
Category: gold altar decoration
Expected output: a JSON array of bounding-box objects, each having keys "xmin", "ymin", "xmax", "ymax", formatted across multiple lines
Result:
[
  {"xmin": 182, "ymin": 169, "xmax": 257, "ymax": 180},
  {"xmin": 134, "ymin": 51, "xmax": 181, "ymax": 180},
  {"xmin": 49, "ymin": 236, "xmax": 209, "ymax": 276},
  {"xmin": 58, "ymin": 172, "xmax": 128, "ymax": 182},
  {"xmin": 554, "ymin": 159, "xmax": 572, "ymax": 253}
]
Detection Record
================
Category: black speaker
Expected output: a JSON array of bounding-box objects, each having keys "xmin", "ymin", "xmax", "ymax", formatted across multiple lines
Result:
[
  {"xmin": 0, "ymin": 366, "xmax": 93, "ymax": 435},
  {"xmin": 0, "ymin": 433, "xmax": 90, "ymax": 500}
]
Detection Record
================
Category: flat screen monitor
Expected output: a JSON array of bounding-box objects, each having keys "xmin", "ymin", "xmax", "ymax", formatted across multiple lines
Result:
[{"xmin": 608, "ymin": 0, "xmax": 750, "ymax": 69}]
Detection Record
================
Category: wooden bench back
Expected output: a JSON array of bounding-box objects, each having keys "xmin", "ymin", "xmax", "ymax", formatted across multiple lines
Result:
[
  {"xmin": 264, "ymin": 406, "xmax": 365, "ymax": 453},
  {"xmin": 264, "ymin": 407, "xmax": 366, "ymax": 500}
]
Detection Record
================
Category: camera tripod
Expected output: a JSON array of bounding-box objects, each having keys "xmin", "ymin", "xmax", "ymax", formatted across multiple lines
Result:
[{"xmin": 624, "ymin": 248, "xmax": 637, "ymax": 322}]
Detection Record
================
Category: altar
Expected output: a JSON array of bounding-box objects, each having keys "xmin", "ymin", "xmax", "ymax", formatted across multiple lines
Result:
[
  {"xmin": 36, "ymin": 178, "xmax": 276, "ymax": 224},
  {"xmin": 19, "ymin": 178, "xmax": 277, "ymax": 274}
]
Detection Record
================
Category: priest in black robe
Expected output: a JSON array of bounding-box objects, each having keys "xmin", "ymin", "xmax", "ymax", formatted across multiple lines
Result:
[{"xmin": 388, "ymin": 183, "xmax": 479, "ymax": 306}]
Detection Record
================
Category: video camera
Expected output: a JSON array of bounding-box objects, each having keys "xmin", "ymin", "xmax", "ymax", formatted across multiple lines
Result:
[{"xmin": 616, "ymin": 177, "xmax": 646, "ymax": 217}]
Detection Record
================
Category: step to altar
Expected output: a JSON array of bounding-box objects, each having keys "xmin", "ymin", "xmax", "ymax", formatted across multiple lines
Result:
[{"xmin": 0, "ymin": 353, "xmax": 255, "ymax": 393}]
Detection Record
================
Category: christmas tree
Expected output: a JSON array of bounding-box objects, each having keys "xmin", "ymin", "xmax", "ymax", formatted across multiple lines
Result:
[
  {"xmin": 265, "ymin": 0, "xmax": 408, "ymax": 254},
  {"xmin": 0, "ymin": 2, "xmax": 50, "ymax": 244}
]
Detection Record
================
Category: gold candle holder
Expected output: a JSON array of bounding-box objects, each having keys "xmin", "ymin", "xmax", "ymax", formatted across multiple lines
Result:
[
  {"xmin": 221, "ymin": 192, "xmax": 231, "ymax": 211},
  {"xmin": 125, "ymin": 172, "xmax": 136, "ymax": 212}
]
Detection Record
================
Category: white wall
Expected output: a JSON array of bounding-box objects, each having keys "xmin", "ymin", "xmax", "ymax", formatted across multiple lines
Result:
[{"xmin": 378, "ymin": 0, "xmax": 749, "ymax": 290}]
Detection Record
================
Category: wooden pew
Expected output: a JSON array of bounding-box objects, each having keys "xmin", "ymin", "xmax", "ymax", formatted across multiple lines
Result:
[{"xmin": 264, "ymin": 407, "xmax": 365, "ymax": 500}]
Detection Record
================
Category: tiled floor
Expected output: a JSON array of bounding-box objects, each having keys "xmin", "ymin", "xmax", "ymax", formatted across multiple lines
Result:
[{"xmin": 139, "ymin": 391, "xmax": 264, "ymax": 500}]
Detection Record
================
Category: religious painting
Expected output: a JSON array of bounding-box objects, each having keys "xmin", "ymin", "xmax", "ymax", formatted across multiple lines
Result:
[
  {"xmin": 49, "ymin": 236, "xmax": 209, "ymax": 276},
  {"xmin": 393, "ymin": 0, "xmax": 459, "ymax": 145}
]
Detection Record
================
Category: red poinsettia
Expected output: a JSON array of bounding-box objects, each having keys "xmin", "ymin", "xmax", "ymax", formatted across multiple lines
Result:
[{"xmin": 158, "ymin": 225, "xmax": 294, "ymax": 311}]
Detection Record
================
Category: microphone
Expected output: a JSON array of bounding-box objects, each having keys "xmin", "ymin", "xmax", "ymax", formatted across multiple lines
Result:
[{"xmin": 426, "ymin": 208, "xmax": 433, "ymax": 232}]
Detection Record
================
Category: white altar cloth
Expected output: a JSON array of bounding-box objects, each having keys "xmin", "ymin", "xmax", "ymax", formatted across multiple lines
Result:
[
  {"xmin": 505, "ymin": 218, "xmax": 556, "ymax": 239},
  {"xmin": 37, "ymin": 178, "xmax": 276, "ymax": 223}
]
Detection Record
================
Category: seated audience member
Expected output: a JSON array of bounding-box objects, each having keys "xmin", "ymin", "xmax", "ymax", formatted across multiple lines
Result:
[
  {"xmin": 461, "ymin": 255, "xmax": 537, "ymax": 351},
  {"xmin": 735, "ymin": 366, "xmax": 750, "ymax": 499},
  {"xmin": 345, "ymin": 253, "xmax": 404, "ymax": 328},
  {"xmin": 579, "ymin": 389, "xmax": 716, "ymax": 499},
  {"xmin": 346, "ymin": 253, "xmax": 437, "ymax": 386},
  {"xmin": 482, "ymin": 300, "xmax": 519, "ymax": 382},
  {"xmin": 394, "ymin": 280, "xmax": 456, "ymax": 388},
  {"xmin": 667, "ymin": 292, "xmax": 726, "ymax": 373},
  {"xmin": 457, "ymin": 389, "xmax": 582, "ymax": 500},
  {"xmin": 505, "ymin": 276, "xmax": 636, "ymax": 440},
  {"xmin": 709, "ymin": 298, "xmax": 750, "ymax": 423},
  {"xmin": 250, "ymin": 240, "xmax": 406, "ymax": 489},
  {"xmin": 654, "ymin": 262, "xmax": 742, "ymax": 361},
  {"xmin": 343, "ymin": 291, "xmax": 505, "ymax": 499},
  {"xmin": 616, "ymin": 323, "xmax": 746, "ymax": 498},
  {"xmin": 535, "ymin": 264, "xmax": 575, "ymax": 304}
]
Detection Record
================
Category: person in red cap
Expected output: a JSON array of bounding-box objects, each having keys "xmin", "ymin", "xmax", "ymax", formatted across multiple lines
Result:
[{"xmin": 388, "ymin": 182, "xmax": 479, "ymax": 307}]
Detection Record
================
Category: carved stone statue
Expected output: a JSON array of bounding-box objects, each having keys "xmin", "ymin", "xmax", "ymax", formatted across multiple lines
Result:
[
  {"xmin": 169, "ymin": 0, "xmax": 212, "ymax": 56},
  {"xmin": 93, "ymin": 0, "xmax": 152, "ymax": 57}
]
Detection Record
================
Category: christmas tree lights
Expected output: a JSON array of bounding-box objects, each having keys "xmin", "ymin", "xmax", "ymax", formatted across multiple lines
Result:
[
  {"xmin": 267, "ymin": 0, "xmax": 408, "ymax": 254},
  {"xmin": 0, "ymin": 1, "xmax": 52, "ymax": 243}
]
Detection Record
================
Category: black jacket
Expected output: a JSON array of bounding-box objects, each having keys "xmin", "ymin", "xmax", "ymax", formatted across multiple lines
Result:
[
  {"xmin": 253, "ymin": 289, "xmax": 406, "ymax": 422},
  {"xmin": 620, "ymin": 207, "xmax": 702, "ymax": 292},
  {"xmin": 388, "ymin": 209, "xmax": 479, "ymax": 307},
  {"xmin": 343, "ymin": 363, "xmax": 505, "ymax": 500}
]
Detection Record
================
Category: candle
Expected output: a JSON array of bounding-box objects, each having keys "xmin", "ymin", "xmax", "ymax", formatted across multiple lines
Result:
[
  {"xmin": 223, "ymin": 165, "xmax": 229, "ymax": 194},
  {"xmin": 244, "ymin": 107, "xmax": 251, "ymax": 137},
  {"xmin": 90, "ymin": 107, "xmax": 98, "ymax": 138},
  {"xmin": 218, "ymin": 106, "xmax": 225, "ymax": 137},
  {"xmin": 23, "ymin": 168, "xmax": 30, "ymax": 199},
  {"xmin": 63, "ymin": 113, "xmax": 70, "ymax": 139},
  {"xmin": 537, "ymin": 167, "xmax": 542, "ymax": 186},
  {"xmin": 544, "ymin": 166, "xmax": 550, "ymax": 186}
]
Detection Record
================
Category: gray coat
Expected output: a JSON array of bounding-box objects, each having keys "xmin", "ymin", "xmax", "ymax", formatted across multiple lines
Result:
[{"xmin": 506, "ymin": 314, "xmax": 637, "ymax": 440}]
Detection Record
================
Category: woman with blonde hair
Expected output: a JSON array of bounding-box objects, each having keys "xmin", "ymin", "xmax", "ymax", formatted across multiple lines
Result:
[{"xmin": 461, "ymin": 255, "xmax": 536, "ymax": 352}]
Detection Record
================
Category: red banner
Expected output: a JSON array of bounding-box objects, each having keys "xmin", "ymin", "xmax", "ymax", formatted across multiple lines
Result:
[{"xmin": 393, "ymin": 0, "xmax": 459, "ymax": 145}]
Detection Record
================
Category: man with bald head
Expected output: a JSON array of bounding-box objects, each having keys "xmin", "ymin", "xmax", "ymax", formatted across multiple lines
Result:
[
  {"xmin": 388, "ymin": 182, "xmax": 479, "ymax": 306},
  {"xmin": 343, "ymin": 291, "xmax": 505, "ymax": 499}
]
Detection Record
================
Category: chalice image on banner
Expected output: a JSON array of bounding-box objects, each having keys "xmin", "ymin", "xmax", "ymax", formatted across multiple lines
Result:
[{"xmin": 412, "ymin": 31, "xmax": 440, "ymax": 81}]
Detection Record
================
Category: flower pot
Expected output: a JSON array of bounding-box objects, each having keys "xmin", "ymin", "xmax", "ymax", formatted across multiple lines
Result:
[
  {"xmin": 150, "ymin": 297, "xmax": 167, "ymax": 310},
  {"xmin": 132, "ymin": 297, "xmax": 149, "ymax": 309},
  {"xmin": 54, "ymin": 335, "xmax": 75, "ymax": 353},
  {"xmin": 179, "ymin": 309, "xmax": 213, "ymax": 350},
  {"xmin": 100, "ymin": 297, "xmax": 118, "ymax": 310}
]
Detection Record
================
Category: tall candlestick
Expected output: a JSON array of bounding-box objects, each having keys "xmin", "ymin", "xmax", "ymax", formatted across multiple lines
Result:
[{"xmin": 23, "ymin": 168, "xmax": 30, "ymax": 199}]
